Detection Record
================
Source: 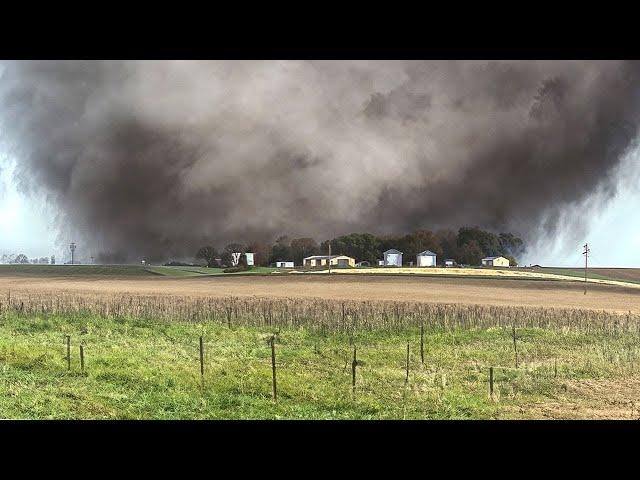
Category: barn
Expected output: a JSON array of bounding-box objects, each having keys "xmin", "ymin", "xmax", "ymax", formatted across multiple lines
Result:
[
  {"xmin": 383, "ymin": 249, "xmax": 403, "ymax": 267},
  {"xmin": 416, "ymin": 250, "xmax": 437, "ymax": 267},
  {"xmin": 303, "ymin": 255, "xmax": 355, "ymax": 268},
  {"xmin": 481, "ymin": 256, "xmax": 510, "ymax": 267}
]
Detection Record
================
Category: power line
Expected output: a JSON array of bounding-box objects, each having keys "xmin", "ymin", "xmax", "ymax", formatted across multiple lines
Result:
[{"xmin": 582, "ymin": 243, "xmax": 590, "ymax": 295}]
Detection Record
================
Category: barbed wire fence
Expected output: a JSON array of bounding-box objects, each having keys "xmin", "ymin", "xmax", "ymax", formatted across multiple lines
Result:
[{"xmin": 2, "ymin": 291, "xmax": 640, "ymax": 416}]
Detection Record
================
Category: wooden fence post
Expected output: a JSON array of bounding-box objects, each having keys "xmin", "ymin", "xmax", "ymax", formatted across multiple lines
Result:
[
  {"xmin": 352, "ymin": 345, "xmax": 357, "ymax": 399},
  {"xmin": 80, "ymin": 345, "xmax": 85, "ymax": 372},
  {"xmin": 66, "ymin": 335, "xmax": 71, "ymax": 371},
  {"xmin": 271, "ymin": 336, "xmax": 277, "ymax": 403},
  {"xmin": 489, "ymin": 367, "xmax": 494, "ymax": 398},
  {"xmin": 420, "ymin": 321, "xmax": 425, "ymax": 365},
  {"xmin": 199, "ymin": 336, "xmax": 205, "ymax": 388},
  {"xmin": 512, "ymin": 325, "xmax": 518, "ymax": 368},
  {"xmin": 405, "ymin": 342, "xmax": 410, "ymax": 385}
]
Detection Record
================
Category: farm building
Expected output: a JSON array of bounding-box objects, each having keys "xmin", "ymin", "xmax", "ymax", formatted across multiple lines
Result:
[
  {"xmin": 303, "ymin": 255, "xmax": 355, "ymax": 268},
  {"xmin": 383, "ymin": 249, "xmax": 403, "ymax": 267},
  {"xmin": 416, "ymin": 250, "xmax": 437, "ymax": 267},
  {"xmin": 444, "ymin": 259, "xmax": 456, "ymax": 267},
  {"xmin": 276, "ymin": 261, "xmax": 294, "ymax": 268},
  {"xmin": 481, "ymin": 256, "xmax": 510, "ymax": 267}
]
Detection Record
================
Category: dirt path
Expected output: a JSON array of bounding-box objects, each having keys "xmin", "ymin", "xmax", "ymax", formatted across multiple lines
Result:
[{"xmin": 2, "ymin": 274, "xmax": 640, "ymax": 313}]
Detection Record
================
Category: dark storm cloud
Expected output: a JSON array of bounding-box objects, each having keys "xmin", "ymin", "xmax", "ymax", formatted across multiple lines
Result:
[{"xmin": 1, "ymin": 61, "xmax": 639, "ymax": 261}]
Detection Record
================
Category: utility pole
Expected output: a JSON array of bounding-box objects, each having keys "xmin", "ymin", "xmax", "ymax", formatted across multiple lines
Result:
[
  {"xmin": 583, "ymin": 243, "xmax": 590, "ymax": 295},
  {"xmin": 328, "ymin": 242, "xmax": 331, "ymax": 275},
  {"xmin": 69, "ymin": 242, "xmax": 76, "ymax": 265}
]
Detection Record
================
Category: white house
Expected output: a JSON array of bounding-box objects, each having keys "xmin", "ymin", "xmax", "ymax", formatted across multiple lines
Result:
[
  {"xmin": 383, "ymin": 249, "xmax": 403, "ymax": 267},
  {"xmin": 275, "ymin": 261, "xmax": 294, "ymax": 268},
  {"xmin": 303, "ymin": 255, "xmax": 355, "ymax": 267},
  {"xmin": 481, "ymin": 256, "xmax": 510, "ymax": 267},
  {"xmin": 416, "ymin": 250, "xmax": 437, "ymax": 267}
]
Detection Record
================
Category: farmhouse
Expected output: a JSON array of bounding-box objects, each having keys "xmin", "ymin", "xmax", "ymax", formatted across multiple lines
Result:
[
  {"xmin": 416, "ymin": 250, "xmax": 437, "ymax": 267},
  {"xmin": 303, "ymin": 255, "xmax": 355, "ymax": 268},
  {"xmin": 276, "ymin": 261, "xmax": 294, "ymax": 268},
  {"xmin": 383, "ymin": 249, "xmax": 403, "ymax": 267},
  {"xmin": 481, "ymin": 256, "xmax": 510, "ymax": 267}
]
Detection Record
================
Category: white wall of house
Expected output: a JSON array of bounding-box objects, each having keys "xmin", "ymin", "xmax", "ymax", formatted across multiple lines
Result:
[
  {"xmin": 276, "ymin": 261, "xmax": 294, "ymax": 268},
  {"xmin": 417, "ymin": 254, "xmax": 436, "ymax": 267},
  {"xmin": 384, "ymin": 252, "xmax": 402, "ymax": 266}
]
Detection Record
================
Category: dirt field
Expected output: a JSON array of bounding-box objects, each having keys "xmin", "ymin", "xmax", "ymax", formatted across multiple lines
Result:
[{"xmin": 3, "ymin": 273, "xmax": 640, "ymax": 313}]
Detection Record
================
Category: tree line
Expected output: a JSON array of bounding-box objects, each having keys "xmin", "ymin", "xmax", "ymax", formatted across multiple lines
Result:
[
  {"xmin": 1, "ymin": 254, "xmax": 55, "ymax": 265},
  {"xmin": 195, "ymin": 227, "xmax": 524, "ymax": 268}
]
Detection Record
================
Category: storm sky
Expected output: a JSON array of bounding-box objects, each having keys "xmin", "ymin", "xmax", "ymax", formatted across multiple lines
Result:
[{"xmin": 1, "ymin": 61, "xmax": 639, "ymax": 265}]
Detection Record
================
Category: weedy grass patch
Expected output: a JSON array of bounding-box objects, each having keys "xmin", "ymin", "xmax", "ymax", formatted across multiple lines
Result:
[{"xmin": 2, "ymin": 295, "xmax": 640, "ymax": 419}]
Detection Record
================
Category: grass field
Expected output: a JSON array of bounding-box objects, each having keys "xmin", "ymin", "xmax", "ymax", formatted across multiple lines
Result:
[
  {"xmin": 2, "ymin": 298, "xmax": 640, "ymax": 419},
  {"xmin": 3, "ymin": 264, "xmax": 640, "ymax": 290},
  {"xmin": 2, "ymin": 265, "xmax": 640, "ymax": 419},
  {"xmin": 0, "ymin": 264, "xmax": 280, "ymax": 278},
  {"xmin": 535, "ymin": 267, "xmax": 640, "ymax": 285}
]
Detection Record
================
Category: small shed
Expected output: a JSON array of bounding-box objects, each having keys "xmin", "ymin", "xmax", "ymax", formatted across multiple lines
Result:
[
  {"xmin": 383, "ymin": 249, "xmax": 403, "ymax": 267},
  {"xmin": 276, "ymin": 261, "xmax": 294, "ymax": 268},
  {"xmin": 444, "ymin": 259, "xmax": 456, "ymax": 267},
  {"xmin": 244, "ymin": 252, "xmax": 255, "ymax": 266},
  {"xmin": 481, "ymin": 256, "xmax": 510, "ymax": 267},
  {"xmin": 416, "ymin": 250, "xmax": 437, "ymax": 267}
]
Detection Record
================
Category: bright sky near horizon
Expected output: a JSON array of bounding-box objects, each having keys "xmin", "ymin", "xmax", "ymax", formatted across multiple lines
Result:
[{"xmin": 1, "ymin": 150, "xmax": 639, "ymax": 267}]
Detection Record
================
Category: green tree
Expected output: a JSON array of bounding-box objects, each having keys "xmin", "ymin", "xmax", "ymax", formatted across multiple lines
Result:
[
  {"xmin": 498, "ymin": 233, "xmax": 525, "ymax": 257},
  {"xmin": 457, "ymin": 227, "xmax": 501, "ymax": 257},
  {"xmin": 195, "ymin": 246, "xmax": 218, "ymax": 268},
  {"xmin": 402, "ymin": 229, "xmax": 443, "ymax": 263},
  {"xmin": 458, "ymin": 240, "xmax": 484, "ymax": 266},
  {"xmin": 270, "ymin": 236, "xmax": 292, "ymax": 264},
  {"xmin": 435, "ymin": 229, "xmax": 458, "ymax": 263},
  {"xmin": 246, "ymin": 240, "xmax": 271, "ymax": 267},
  {"xmin": 321, "ymin": 233, "xmax": 382, "ymax": 264},
  {"xmin": 14, "ymin": 254, "xmax": 29, "ymax": 264},
  {"xmin": 291, "ymin": 237, "xmax": 319, "ymax": 265}
]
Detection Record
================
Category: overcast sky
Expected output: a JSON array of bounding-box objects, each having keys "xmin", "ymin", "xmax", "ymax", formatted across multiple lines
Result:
[{"xmin": 1, "ymin": 61, "xmax": 639, "ymax": 267}]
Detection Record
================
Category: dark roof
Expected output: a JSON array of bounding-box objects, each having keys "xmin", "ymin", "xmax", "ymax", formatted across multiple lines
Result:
[
  {"xmin": 384, "ymin": 249, "xmax": 403, "ymax": 254},
  {"xmin": 417, "ymin": 250, "xmax": 437, "ymax": 256},
  {"xmin": 482, "ymin": 256, "xmax": 505, "ymax": 260}
]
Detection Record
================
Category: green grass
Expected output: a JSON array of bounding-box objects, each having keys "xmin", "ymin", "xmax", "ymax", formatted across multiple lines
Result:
[
  {"xmin": 0, "ymin": 264, "xmax": 280, "ymax": 278},
  {"xmin": 0, "ymin": 264, "xmax": 156, "ymax": 276},
  {"xmin": 538, "ymin": 267, "xmax": 640, "ymax": 285},
  {"xmin": 1, "ymin": 310, "xmax": 638, "ymax": 419}
]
